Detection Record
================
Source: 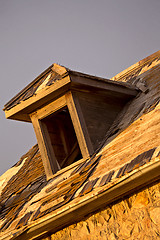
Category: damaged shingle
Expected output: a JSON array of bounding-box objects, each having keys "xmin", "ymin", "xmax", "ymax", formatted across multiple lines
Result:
[
  {"xmin": 16, "ymin": 212, "xmax": 33, "ymax": 229},
  {"xmin": 99, "ymin": 170, "xmax": 115, "ymax": 187},
  {"xmin": 116, "ymin": 148, "xmax": 156, "ymax": 178},
  {"xmin": 79, "ymin": 178, "xmax": 99, "ymax": 197}
]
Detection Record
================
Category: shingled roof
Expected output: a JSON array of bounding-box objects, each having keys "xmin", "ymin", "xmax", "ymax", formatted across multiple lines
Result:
[{"xmin": 1, "ymin": 51, "xmax": 160, "ymax": 240}]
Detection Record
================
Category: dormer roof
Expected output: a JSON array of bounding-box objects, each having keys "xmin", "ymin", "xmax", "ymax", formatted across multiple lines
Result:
[{"xmin": 3, "ymin": 64, "xmax": 138, "ymax": 122}]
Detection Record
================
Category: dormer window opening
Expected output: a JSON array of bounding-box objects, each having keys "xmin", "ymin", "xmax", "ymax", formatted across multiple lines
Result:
[{"xmin": 41, "ymin": 107, "xmax": 82, "ymax": 169}]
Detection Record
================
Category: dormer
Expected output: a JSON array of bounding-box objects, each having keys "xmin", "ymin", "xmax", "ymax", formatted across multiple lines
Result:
[{"xmin": 3, "ymin": 64, "xmax": 139, "ymax": 179}]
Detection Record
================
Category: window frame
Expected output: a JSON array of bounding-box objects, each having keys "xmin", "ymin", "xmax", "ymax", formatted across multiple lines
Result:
[{"xmin": 30, "ymin": 92, "xmax": 93, "ymax": 180}]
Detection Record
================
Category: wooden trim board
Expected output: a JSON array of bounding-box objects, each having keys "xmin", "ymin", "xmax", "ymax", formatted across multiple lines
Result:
[
  {"xmin": 30, "ymin": 92, "xmax": 93, "ymax": 179},
  {"xmin": 30, "ymin": 113, "xmax": 60, "ymax": 179},
  {"xmin": 66, "ymin": 91, "xmax": 94, "ymax": 159}
]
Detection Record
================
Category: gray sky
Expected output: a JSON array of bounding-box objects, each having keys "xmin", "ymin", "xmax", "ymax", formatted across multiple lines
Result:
[{"xmin": 0, "ymin": 0, "xmax": 160, "ymax": 176}]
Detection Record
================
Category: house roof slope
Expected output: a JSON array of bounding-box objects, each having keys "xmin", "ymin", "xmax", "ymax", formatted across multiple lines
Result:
[{"xmin": 0, "ymin": 51, "xmax": 160, "ymax": 239}]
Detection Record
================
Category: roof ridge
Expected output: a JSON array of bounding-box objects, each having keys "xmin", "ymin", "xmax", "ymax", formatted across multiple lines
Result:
[{"xmin": 111, "ymin": 50, "xmax": 160, "ymax": 81}]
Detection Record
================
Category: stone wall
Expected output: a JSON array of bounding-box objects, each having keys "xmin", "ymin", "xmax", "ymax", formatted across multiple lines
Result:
[{"xmin": 42, "ymin": 179, "xmax": 160, "ymax": 240}]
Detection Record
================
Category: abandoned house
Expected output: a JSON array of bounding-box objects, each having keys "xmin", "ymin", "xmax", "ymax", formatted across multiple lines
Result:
[{"xmin": 0, "ymin": 50, "xmax": 160, "ymax": 240}]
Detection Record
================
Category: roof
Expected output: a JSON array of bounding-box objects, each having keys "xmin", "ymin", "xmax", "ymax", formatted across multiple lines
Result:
[{"xmin": 1, "ymin": 51, "xmax": 160, "ymax": 239}]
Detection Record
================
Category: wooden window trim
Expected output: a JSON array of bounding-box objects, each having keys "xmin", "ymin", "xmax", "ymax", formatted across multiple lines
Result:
[
  {"xmin": 30, "ymin": 113, "xmax": 60, "ymax": 179},
  {"xmin": 66, "ymin": 92, "xmax": 94, "ymax": 158},
  {"xmin": 30, "ymin": 92, "xmax": 93, "ymax": 179},
  {"xmin": 35, "ymin": 95, "xmax": 67, "ymax": 120}
]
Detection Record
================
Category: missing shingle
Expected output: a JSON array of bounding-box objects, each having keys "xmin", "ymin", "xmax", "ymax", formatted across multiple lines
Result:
[
  {"xmin": 99, "ymin": 171, "xmax": 115, "ymax": 187},
  {"xmin": 78, "ymin": 178, "xmax": 99, "ymax": 197}
]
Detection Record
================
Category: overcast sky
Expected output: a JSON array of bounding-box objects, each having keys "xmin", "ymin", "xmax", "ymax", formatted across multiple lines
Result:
[{"xmin": 0, "ymin": 0, "xmax": 160, "ymax": 176}]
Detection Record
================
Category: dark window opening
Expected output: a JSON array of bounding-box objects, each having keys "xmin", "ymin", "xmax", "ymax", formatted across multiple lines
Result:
[{"xmin": 42, "ymin": 107, "xmax": 82, "ymax": 169}]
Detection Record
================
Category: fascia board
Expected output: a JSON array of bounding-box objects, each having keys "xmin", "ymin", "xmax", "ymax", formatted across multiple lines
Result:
[{"xmin": 69, "ymin": 72, "xmax": 139, "ymax": 97}]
